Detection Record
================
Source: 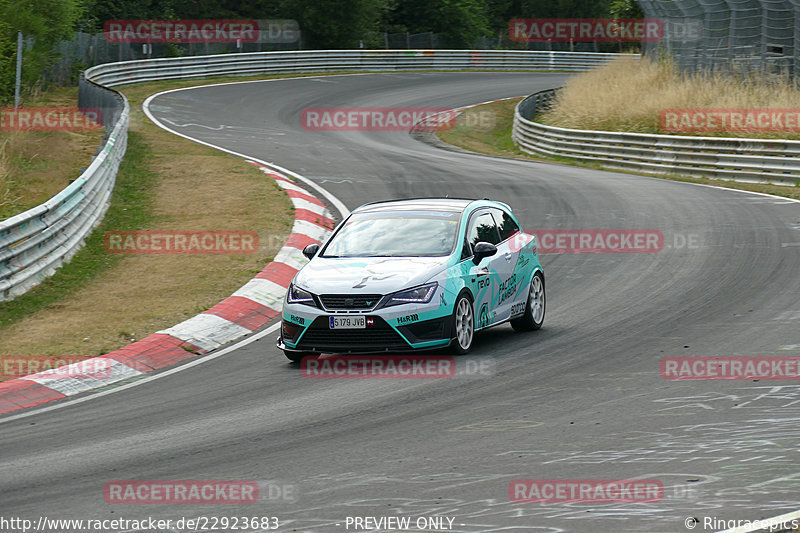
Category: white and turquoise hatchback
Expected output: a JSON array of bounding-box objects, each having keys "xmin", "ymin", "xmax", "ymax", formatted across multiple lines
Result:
[{"xmin": 277, "ymin": 198, "xmax": 545, "ymax": 361}]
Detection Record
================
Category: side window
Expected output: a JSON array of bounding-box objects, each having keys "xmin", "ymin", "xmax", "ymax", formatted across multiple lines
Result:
[
  {"xmin": 467, "ymin": 211, "xmax": 501, "ymax": 252},
  {"xmin": 492, "ymin": 208, "xmax": 520, "ymax": 242},
  {"xmin": 460, "ymin": 235, "xmax": 472, "ymax": 260}
]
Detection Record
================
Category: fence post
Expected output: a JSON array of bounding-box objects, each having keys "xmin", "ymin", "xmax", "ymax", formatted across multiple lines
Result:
[{"xmin": 14, "ymin": 31, "xmax": 23, "ymax": 108}]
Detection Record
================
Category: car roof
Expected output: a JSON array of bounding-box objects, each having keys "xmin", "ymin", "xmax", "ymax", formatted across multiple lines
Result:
[{"xmin": 353, "ymin": 198, "xmax": 509, "ymax": 214}]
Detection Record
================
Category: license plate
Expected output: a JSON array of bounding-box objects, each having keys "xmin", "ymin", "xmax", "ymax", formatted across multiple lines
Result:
[{"xmin": 329, "ymin": 316, "xmax": 366, "ymax": 329}]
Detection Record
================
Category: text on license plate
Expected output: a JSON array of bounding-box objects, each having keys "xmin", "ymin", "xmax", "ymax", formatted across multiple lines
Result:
[{"xmin": 329, "ymin": 316, "xmax": 366, "ymax": 329}]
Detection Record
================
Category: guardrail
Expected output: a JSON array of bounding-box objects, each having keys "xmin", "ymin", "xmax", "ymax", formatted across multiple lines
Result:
[
  {"xmin": 87, "ymin": 49, "xmax": 636, "ymax": 86},
  {"xmin": 513, "ymin": 88, "xmax": 800, "ymax": 187},
  {"xmin": 0, "ymin": 49, "xmax": 631, "ymax": 301},
  {"xmin": 0, "ymin": 76, "xmax": 128, "ymax": 301}
]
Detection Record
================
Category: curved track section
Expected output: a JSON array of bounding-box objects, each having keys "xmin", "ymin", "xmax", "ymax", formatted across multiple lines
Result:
[{"xmin": 2, "ymin": 72, "xmax": 799, "ymax": 533}]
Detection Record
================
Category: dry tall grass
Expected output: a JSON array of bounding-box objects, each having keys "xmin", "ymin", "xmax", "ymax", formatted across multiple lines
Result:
[
  {"xmin": 0, "ymin": 138, "xmax": 20, "ymax": 214},
  {"xmin": 542, "ymin": 56, "xmax": 800, "ymax": 138}
]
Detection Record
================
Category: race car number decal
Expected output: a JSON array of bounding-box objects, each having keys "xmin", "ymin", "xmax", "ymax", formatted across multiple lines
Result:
[{"xmin": 511, "ymin": 301, "xmax": 526, "ymax": 317}]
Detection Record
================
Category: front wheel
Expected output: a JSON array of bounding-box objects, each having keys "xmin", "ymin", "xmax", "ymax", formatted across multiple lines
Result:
[
  {"xmin": 452, "ymin": 293, "xmax": 475, "ymax": 354},
  {"xmin": 511, "ymin": 271, "xmax": 545, "ymax": 332}
]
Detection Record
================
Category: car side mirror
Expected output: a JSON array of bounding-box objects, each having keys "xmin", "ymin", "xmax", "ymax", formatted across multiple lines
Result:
[
  {"xmin": 302, "ymin": 243, "xmax": 320, "ymax": 260},
  {"xmin": 472, "ymin": 242, "xmax": 497, "ymax": 264}
]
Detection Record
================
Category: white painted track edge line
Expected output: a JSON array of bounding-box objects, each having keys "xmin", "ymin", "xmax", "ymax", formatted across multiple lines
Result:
[
  {"xmin": 142, "ymin": 89, "xmax": 350, "ymax": 218},
  {"xmin": 0, "ymin": 81, "xmax": 350, "ymax": 423},
  {"xmin": 9, "ymin": 75, "xmax": 793, "ymax": 421},
  {"xmin": 0, "ymin": 323, "xmax": 279, "ymax": 425}
]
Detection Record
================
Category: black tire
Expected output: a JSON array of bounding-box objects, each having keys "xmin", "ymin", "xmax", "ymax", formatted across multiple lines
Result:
[
  {"xmin": 452, "ymin": 292, "xmax": 475, "ymax": 354},
  {"xmin": 510, "ymin": 271, "xmax": 545, "ymax": 332}
]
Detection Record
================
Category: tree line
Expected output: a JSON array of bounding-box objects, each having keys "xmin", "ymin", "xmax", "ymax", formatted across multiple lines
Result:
[
  {"xmin": 0, "ymin": 0, "xmax": 644, "ymax": 104},
  {"xmin": 79, "ymin": 0, "xmax": 642, "ymax": 48}
]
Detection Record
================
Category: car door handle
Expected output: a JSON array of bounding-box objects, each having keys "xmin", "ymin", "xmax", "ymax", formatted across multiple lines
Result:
[
  {"xmin": 476, "ymin": 267, "xmax": 490, "ymax": 276},
  {"xmin": 504, "ymin": 252, "xmax": 512, "ymax": 261}
]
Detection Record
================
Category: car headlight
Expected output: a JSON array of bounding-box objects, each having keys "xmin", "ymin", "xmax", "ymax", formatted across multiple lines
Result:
[
  {"xmin": 287, "ymin": 283, "xmax": 316, "ymax": 307},
  {"xmin": 384, "ymin": 282, "xmax": 438, "ymax": 308}
]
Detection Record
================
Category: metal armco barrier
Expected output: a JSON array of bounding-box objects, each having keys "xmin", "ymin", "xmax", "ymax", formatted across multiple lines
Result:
[
  {"xmin": 87, "ymin": 49, "xmax": 635, "ymax": 87},
  {"xmin": 0, "ymin": 49, "xmax": 630, "ymax": 301},
  {"xmin": 513, "ymin": 88, "xmax": 800, "ymax": 187},
  {"xmin": 0, "ymin": 77, "xmax": 128, "ymax": 301}
]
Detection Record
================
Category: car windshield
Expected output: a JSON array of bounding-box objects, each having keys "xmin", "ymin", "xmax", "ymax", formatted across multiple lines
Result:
[{"xmin": 322, "ymin": 210, "xmax": 461, "ymax": 257}]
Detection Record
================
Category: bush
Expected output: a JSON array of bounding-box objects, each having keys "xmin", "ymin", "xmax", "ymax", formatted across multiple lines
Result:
[{"xmin": 0, "ymin": 0, "xmax": 84, "ymax": 104}]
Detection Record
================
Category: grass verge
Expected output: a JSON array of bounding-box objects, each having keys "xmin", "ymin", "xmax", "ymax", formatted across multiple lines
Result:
[
  {"xmin": 0, "ymin": 88, "xmax": 105, "ymax": 219},
  {"xmin": 437, "ymin": 99, "xmax": 523, "ymax": 157},
  {"xmin": 541, "ymin": 56, "xmax": 800, "ymax": 140},
  {"xmin": 0, "ymin": 77, "xmax": 297, "ymax": 364},
  {"xmin": 1, "ymin": 68, "xmax": 496, "ymax": 369},
  {"xmin": 0, "ymin": 128, "xmax": 155, "ymax": 331}
]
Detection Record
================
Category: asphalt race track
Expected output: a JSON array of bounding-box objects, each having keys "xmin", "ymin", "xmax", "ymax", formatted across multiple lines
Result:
[{"xmin": 2, "ymin": 72, "xmax": 800, "ymax": 533}]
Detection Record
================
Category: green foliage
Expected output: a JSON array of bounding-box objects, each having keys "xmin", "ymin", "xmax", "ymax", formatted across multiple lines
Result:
[
  {"xmin": 0, "ymin": 0, "xmax": 86, "ymax": 104},
  {"xmin": 610, "ymin": 0, "xmax": 644, "ymax": 18},
  {"xmin": 387, "ymin": 0, "xmax": 490, "ymax": 47},
  {"xmin": 287, "ymin": 0, "xmax": 389, "ymax": 48},
  {"xmin": 74, "ymin": 0, "xmax": 621, "ymax": 50},
  {"xmin": 69, "ymin": 58, "xmax": 88, "ymax": 85},
  {"xmin": 163, "ymin": 42, "xmax": 183, "ymax": 58},
  {"xmin": 0, "ymin": 0, "xmax": 635, "ymax": 103},
  {"xmin": 502, "ymin": 0, "xmax": 612, "ymax": 18},
  {"xmin": 0, "ymin": 13, "xmax": 15, "ymax": 103}
]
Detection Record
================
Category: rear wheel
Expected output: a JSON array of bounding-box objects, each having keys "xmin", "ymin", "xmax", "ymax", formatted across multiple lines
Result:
[
  {"xmin": 453, "ymin": 293, "xmax": 475, "ymax": 354},
  {"xmin": 511, "ymin": 271, "xmax": 545, "ymax": 332}
]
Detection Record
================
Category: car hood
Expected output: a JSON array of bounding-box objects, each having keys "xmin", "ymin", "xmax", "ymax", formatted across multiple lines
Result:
[{"xmin": 294, "ymin": 256, "xmax": 449, "ymax": 295}]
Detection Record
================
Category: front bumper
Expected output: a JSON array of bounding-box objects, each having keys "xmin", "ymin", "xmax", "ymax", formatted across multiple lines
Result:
[{"xmin": 278, "ymin": 314, "xmax": 454, "ymax": 354}]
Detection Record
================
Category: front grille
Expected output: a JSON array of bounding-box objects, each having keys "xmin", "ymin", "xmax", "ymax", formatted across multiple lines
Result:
[
  {"xmin": 296, "ymin": 317, "xmax": 409, "ymax": 353},
  {"xmin": 319, "ymin": 294, "xmax": 382, "ymax": 310}
]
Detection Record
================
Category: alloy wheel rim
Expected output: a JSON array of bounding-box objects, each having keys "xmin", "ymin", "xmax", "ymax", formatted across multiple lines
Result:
[
  {"xmin": 530, "ymin": 276, "xmax": 545, "ymax": 323},
  {"xmin": 456, "ymin": 298, "xmax": 473, "ymax": 349}
]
